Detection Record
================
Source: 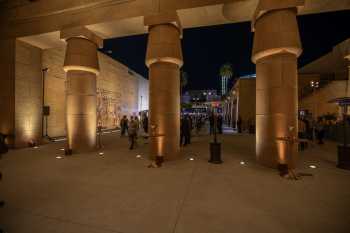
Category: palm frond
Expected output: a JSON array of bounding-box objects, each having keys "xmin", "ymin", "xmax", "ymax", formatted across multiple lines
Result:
[{"xmin": 219, "ymin": 63, "xmax": 233, "ymax": 79}]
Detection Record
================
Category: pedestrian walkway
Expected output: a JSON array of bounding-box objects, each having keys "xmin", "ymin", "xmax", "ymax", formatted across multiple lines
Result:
[
  {"xmin": 0, "ymin": 132, "xmax": 349, "ymax": 233},
  {"xmin": 222, "ymin": 125, "xmax": 236, "ymax": 134}
]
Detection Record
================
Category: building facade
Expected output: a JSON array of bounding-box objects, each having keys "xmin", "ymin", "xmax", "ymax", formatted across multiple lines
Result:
[
  {"xmin": 13, "ymin": 40, "xmax": 148, "ymax": 147},
  {"xmin": 1, "ymin": 0, "xmax": 349, "ymax": 164},
  {"xmin": 223, "ymin": 38, "xmax": 350, "ymax": 131}
]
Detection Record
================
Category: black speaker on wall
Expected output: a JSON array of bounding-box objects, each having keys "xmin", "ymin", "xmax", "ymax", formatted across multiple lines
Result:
[{"xmin": 43, "ymin": 106, "xmax": 50, "ymax": 116}]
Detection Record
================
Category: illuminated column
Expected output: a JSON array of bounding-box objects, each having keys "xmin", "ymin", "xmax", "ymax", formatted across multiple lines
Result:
[
  {"xmin": 61, "ymin": 27, "xmax": 103, "ymax": 152},
  {"xmin": 0, "ymin": 39, "xmax": 15, "ymax": 146},
  {"xmin": 251, "ymin": 1, "xmax": 304, "ymax": 168},
  {"xmin": 144, "ymin": 13, "xmax": 183, "ymax": 160}
]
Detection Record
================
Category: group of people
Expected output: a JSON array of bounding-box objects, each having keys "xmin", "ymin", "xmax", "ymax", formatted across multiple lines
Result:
[
  {"xmin": 235, "ymin": 116, "xmax": 255, "ymax": 134},
  {"xmin": 298, "ymin": 116, "xmax": 329, "ymax": 146},
  {"xmin": 180, "ymin": 113, "xmax": 227, "ymax": 146},
  {"xmin": 119, "ymin": 114, "xmax": 148, "ymax": 150},
  {"xmin": 209, "ymin": 114, "xmax": 223, "ymax": 134},
  {"xmin": 180, "ymin": 114, "xmax": 205, "ymax": 146},
  {"xmin": 120, "ymin": 112, "xmax": 257, "ymax": 149}
]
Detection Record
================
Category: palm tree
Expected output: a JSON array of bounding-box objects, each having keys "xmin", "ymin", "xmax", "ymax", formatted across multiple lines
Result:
[{"xmin": 219, "ymin": 63, "xmax": 233, "ymax": 96}]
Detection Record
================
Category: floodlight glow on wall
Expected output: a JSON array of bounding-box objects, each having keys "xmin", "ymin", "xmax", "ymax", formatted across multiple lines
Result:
[{"xmin": 63, "ymin": 65, "xmax": 99, "ymax": 75}]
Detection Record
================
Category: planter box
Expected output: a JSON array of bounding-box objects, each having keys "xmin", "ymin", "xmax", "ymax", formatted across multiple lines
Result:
[
  {"xmin": 209, "ymin": 142, "xmax": 222, "ymax": 164},
  {"xmin": 337, "ymin": 145, "xmax": 350, "ymax": 170}
]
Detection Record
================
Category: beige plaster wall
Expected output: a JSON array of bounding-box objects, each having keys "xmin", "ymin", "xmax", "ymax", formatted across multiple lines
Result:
[
  {"xmin": 41, "ymin": 46, "xmax": 141, "ymax": 138},
  {"xmin": 0, "ymin": 39, "xmax": 15, "ymax": 146},
  {"xmin": 15, "ymin": 40, "xmax": 42, "ymax": 147},
  {"xmin": 298, "ymin": 74, "xmax": 320, "ymax": 97},
  {"xmin": 41, "ymin": 46, "xmax": 66, "ymax": 138},
  {"xmin": 299, "ymin": 80, "xmax": 348, "ymax": 118},
  {"xmin": 97, "ymin": 52, "xmax": 139, "ymax": 130},
  {"xmin": 237, "ymin": 79, "xmax": 256, "ymax": 125}
]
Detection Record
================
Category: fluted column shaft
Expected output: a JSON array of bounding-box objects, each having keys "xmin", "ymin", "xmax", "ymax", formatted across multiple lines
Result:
[
  {"xmin": 252, "ymin": 2, "xmax": 303, "ymax": 169},
  {"xmin": 62, "ymin": 34, "xmax": 100, "ymax": 152},
  {"xmin": 145, "ymin": 23, "xmax": 183, "ymax": 160}
]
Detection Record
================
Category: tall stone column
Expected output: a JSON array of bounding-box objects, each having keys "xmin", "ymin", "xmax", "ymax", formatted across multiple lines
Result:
[
  {"xmin": 0, "ymin": 39, "xmax": 15, "ymax": 147},
  {"xmin": 144, "ymin": 13, "xmax": 183, "ymax": 161},
  {"xmin": 342, "ymin": 42, "xmax": 350, "ymax": 97},
  {"xmin": 60, "ymin": 27, "xmax": 103, "ymax": 152},
  {"xmin": 251, "ymin": 1, "xmax": 304, "ymax": 168}
]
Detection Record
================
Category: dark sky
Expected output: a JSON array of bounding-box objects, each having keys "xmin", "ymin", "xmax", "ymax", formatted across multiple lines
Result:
[{"xmin": 102, "ymin": 10, "xmax": 350, "ymax": 91}]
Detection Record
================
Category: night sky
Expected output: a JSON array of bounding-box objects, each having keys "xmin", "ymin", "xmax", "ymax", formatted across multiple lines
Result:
[{"xmin": 102, "ymin": 10, "xmax": 350, "ymax": 91}]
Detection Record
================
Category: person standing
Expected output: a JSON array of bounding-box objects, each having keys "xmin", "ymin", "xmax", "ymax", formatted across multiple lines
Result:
[
  {"xmin": 316, "ymin": 117, "xmax": 325, "ymax": 144},
  {"xmin": 142, "ymin": 114, "xmax": 148, "ymax": 134},
  {"xmin": 217, "ymin": 114, "xmax": 223, "ymax": 134},
  {"xmin": 134, "ymin": 116, "xmax": 140, "ymax": 132},
  {"xmin": 128, "ymin": 116, "xmax": 138, "ymax": 150},
  {"xmin": 188, "ymin": 115, "xmax": 193, "ymax": 144},
  {"xmin": 120, "ymin": 115, "xmax": 128, "ymax": 137},
  {"xmin": 195, "ymin": 116, "xmax": 202, "ymax": 135},
  {"xmin": 304, "ymin": 117, "xmax": 312, "ymax": 140},
  {"xmin": 209, "ymin": 113, "xmax": 214, "ymax": 135},
  {"xmin": 180, "ymin": 115, "xmax": 191, "ymax": 146},
  {"xmin": 0, "ymin": 133, "xmax": 8, "ymax": 154},
  {"xmin": 298, "ymin": 117, "xmax": 307, "ymax": 150},
  {"xmin": 237, "ymin": 115, "xmax": 242, "ymax": 134}
]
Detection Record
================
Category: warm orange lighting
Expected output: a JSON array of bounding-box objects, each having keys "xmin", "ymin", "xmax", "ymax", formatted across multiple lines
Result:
[{"xmin": 63, "ymin": 65, "xmax": 99, "ymax": 75}]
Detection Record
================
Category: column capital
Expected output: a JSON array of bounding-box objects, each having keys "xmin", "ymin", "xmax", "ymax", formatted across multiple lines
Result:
[
  {"xmin": 252, "ymin": 0, "xmax": 304, "ymax": 32},
  {"xmin": 63, "ymin": 35, "xmax": 100, "ymax": 75},
  {"xmin": 60, "ymin": 26, "xmax": 103, "ymax": 48},
  {"xmin": 251, "ymin": 0, "xmax": 303, "ymax": 63},
  {"xmin": 145, "ymin": 23, "xmax": 183, "ymax": 68},
  {"xmin": 144, "ymin": 11, "xmax": 182, "ymax": 37}
]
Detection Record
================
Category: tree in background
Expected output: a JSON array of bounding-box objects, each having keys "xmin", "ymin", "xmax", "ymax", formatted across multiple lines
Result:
[{"xmin": 219, "ymin": 63, "xmax": 233, "ymax": 96}]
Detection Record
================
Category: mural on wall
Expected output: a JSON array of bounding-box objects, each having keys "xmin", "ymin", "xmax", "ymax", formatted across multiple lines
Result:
[{"xmin": 97, "ymin": 88, "xmax": 122, "ymax": 129}]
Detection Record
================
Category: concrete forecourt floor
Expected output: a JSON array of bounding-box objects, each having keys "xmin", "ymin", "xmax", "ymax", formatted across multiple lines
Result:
[{"xmin": 0, "ymin": 130, "xmax": 350, "ymax": 233}]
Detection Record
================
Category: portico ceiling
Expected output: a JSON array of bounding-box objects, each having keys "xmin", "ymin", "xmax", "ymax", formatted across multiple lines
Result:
[{"xmin": 15, "ymin": 0, "xmax": 350, "ymax": 49}]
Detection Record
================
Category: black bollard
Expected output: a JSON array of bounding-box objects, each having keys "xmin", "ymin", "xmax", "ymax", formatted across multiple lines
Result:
[
  {"xmin": 337, "ymin": 145, "xmax": 350, "ymax": 170},
  {"xmin": 209, "ymin": 142, "xmax": 222, "ymax": 164},
  {"xmin": 65, "ymin": 148, "xmax": 73, "ymax": 156},
  {"xmin": 208, "ymin": 112, "xmax": 222, "ymax": 164}
]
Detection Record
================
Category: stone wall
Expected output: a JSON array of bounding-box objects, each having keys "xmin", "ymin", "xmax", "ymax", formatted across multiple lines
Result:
[
  {"xmin": 233, "ymin": 76, "xmax": 350, "ymax": 123},
  {"xmin": 237, "ymin": 79, "xmax": 256, "ymax": 125},
  {"xmin": 137, "ymin": 73, "xmax": 149, "ymax": 112},
  {"xmin": 41, "ymin": 46, "xmax": 144, "ymax": 138},
  {"xmin": 97, "ymin": 52, "xmax": 139, "ymax": 130},
  {"xmin": 15, "ymin": 40, "xmax": 42, "ymax": 147},
  {"xmin": 0, "ymin": 39, "xmax": 15, "ymax": 146},
  {"xmin": 299, "ymin": 80, "xmax": 348, "ymax": 118},
  {"xmin": 41, "ymin": 45, "xmax": 66, "ymax": 138}
]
